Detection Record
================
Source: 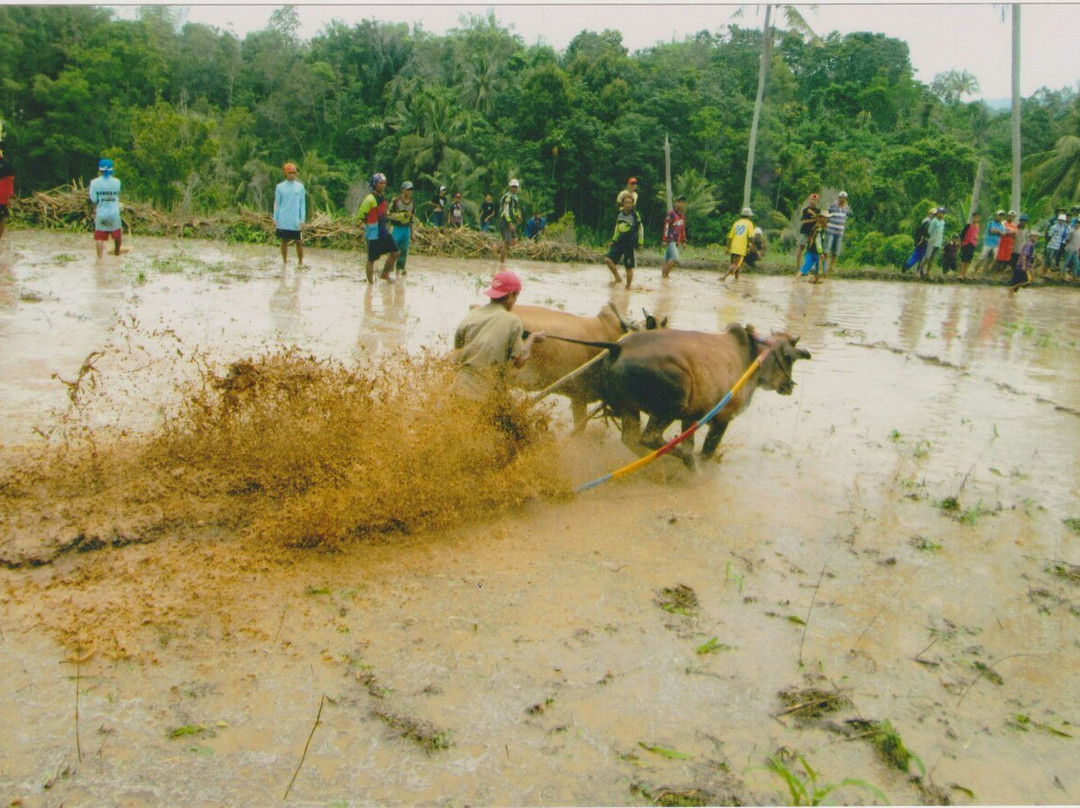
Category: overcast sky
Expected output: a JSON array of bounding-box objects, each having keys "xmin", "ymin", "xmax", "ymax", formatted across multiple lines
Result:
[{"xmin": 111, "ymin": 2, "xmax": 1080, "ymax": 100}]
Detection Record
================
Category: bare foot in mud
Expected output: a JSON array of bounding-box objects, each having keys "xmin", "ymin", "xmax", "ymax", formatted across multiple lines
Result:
[
  {"xmin": 380, "ymin": 271, "xmax": 395, "ymax": 283},
  {"xmin": 608, "ymin": 278, "xmax": 622, "ymax": 287}
]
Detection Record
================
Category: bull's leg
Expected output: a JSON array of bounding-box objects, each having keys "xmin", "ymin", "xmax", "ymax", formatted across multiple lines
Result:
[
  {"xmin": 701, "ymin": 419, "xmax": 731, "ymax": 460},
  {"xmin": 570, "ymin": 396, "xmax": 588, "ymax": 433},
  {"xmin": 643, "ymin": 415, "xmax": 696, "ymax": 471},
  {"xmin": 619, "ymin": 411, "xmax": 644, "ymax": 454}
]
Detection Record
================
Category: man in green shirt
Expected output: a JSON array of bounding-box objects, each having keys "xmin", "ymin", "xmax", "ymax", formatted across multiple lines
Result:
[{"xmin": 497, "ymin": 179, "xmax": 523, "ymax": 264}]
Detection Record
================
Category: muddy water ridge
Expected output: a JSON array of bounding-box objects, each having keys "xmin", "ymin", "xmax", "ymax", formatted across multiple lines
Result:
[{"xmin": 1, "ymin": 231, "xmax": 1079, "ymax": 806}]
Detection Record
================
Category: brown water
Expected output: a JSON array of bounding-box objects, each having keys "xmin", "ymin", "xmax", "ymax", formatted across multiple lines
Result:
[{"xmin": 2, "ymin": 231, "xmax": 1079, "ymax": 806}]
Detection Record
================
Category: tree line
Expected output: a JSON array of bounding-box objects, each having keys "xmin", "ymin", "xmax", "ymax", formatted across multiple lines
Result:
[{"xmin": 0, "ymin": 5, "xmax": 1077, "ymax": 255}]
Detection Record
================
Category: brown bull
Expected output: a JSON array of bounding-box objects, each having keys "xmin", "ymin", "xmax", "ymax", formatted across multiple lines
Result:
[
  {"xmin": 512, "ymin": 302, "xmax": 663, "ymax": 430},
  {"xmin": 574, "ymin": 324, "xmax": 810, "ymax": 469}
]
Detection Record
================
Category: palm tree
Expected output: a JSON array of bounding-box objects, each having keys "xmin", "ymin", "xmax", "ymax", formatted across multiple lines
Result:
[
  {"xmin": 740, "ymin": 5, "xmax": 819, "ymax": 210},
  {"xmin": 660, "ymin": 169, "xmax": 719, "ymax": 220},
  {"xmin": 1022, "ymin": 135, "xmax": 1080, "ymax": 202},
  {"xmin": 1009, "ymin": 4, "xmax": 1022, "ymax": 213},
  {"xmin": 930, "ymin": 70, "xmax": 981, "ymax": 105}
]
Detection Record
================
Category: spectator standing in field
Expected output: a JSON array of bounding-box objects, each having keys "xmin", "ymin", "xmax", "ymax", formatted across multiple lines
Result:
[
  {"xmin": 722, "ymin": 207, "xmax": 755, "ymax": 282},
  {"xmin": 661, "ymin": 195, "xmax": 688, "ymax": 278},
  {"xmin": 958, "ymin": 212, "xmax": 981, "ymax": 277},
  {"xmin": 0, "ymin": 146, "xmax": 13, "ymax": 244},
  {"xmin": 1063, "ymin": 214, "xmax": 1080, "ymax": 278},
  {"xmin": 387, "ymin": 181, "xmax": 416, "ymax": 274},
  {"xmin": 903, "ymin": 207, "xmax": 934, "ymax": 273},
  {"xmin": 88, "ymin": 158, "xmax": 124, "ymax": 259},
  {"xmin": 793, "ymin": 193, "xmax": 821, "ymax": 271},
  {"xmin": 616, "ymin": 177, "xmax": 639, "ymax": 208},
  {"xmin": 273, "ymin": 162, "xmax": 306, "ymax": 268},
  {"xmin": 430, "ymin": 186, "xmax": 448, "ymax": 227},
  {"xmin": 977, "ymin": 210, "xmax": 1007, "ymax": 273},
  {"xmin": 358, "ymin": 172, "xmax": 400, "ymax": 283},
  {"xmin": 799, "ymin": 213, "xmax": 830, "ymax": 282},
  {"xmin": 448, "ymin": 192, "xmax": 465, "ymax": 228},
  {"xmin": 524, "ymin": 211, "xmax": 546, "ymax": 240},
  {"xmin": 479, "ymin": 192, "xmax": 497, "ymax": 232},
  {"xmin": 918, "ymin": 207, "xmax": 946, "ymax": 278},
  {"xmin": 1010, "ymin": 231, "xmax": 1037, "ymax": 293},
  {"xmin": 604, "ymin": 193, "xmax": 643, "ymax": 289},
  {"xmin": 823, "ymin": 191, "xmax": 850, "ymax": 275},
  {"xmin": 1045, "ymin": 214, "xmax": 1069, "ymax": 270},
  {"xmin": 497, "ymin": 179, "xmax": 523, "ymax": 263},
  {"xmin": 992, "ymin": 211, "xmax": 1018, "ymax": 273}
]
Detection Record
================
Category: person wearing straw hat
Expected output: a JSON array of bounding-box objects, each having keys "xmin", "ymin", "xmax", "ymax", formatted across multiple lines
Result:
[
  {"xmin": 88, "ymin": 158, "xmax": 124, "ymax": 259},
  {"xmin": 452, "ymin": 269, "xmax": 546, "ymax": 402},
  {"xmin": 273, "ymin": 162, "xmax": 306, "ymax": 268}
]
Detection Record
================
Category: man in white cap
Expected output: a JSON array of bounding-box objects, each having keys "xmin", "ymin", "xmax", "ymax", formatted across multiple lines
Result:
[
  {"xmin": 823, "ymin": 191, "xmax": 850, "ymax": 276},
  {"xmin": 1045, "ymin": 213, "xmax": 1069, "ymax": 270},
  {"xmin": 722, "ymin": 207, "xmax": 755, "ymax": 281},
  {"xmin": 497, "ymin": 179, "xmax": 523, "ymax": 263},
  {"xmin": 452, "ymin": 269, "xmax": 545, "ymax": 401},
  {"xmin": 88, "ymin": 158, "xmax": 124, "ymax": 259}
]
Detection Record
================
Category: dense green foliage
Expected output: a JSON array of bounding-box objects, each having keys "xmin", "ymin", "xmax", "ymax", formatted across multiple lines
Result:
[{"xmin": 1, "ymin": 5, "xmax": 1078, "ymax": 258}]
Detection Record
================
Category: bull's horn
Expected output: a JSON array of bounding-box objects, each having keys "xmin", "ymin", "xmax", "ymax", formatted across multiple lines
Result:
[{"xmin": 791, "ymin": 335, "xmax": 800, "ymax": 346}]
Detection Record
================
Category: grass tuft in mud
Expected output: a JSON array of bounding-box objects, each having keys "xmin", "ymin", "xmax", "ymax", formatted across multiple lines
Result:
[
  {"xmin": 655, "ymin": 584, "xmax": 700, "ymax": 617},
  {"xmin": 371, "ymin": 708, "xmax": 451, "ymax": 752},
  {"xmin": 776, "ymin": 685, "xmax": 852, "ymax": 722},
  {"xmin": 848, "ymin": 718, "xmax": 926, "ymax": 777}
]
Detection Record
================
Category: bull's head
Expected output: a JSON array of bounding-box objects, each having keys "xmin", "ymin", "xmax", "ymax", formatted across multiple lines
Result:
[
  {"xmin": 758, "ymin": 331, "xmax": 811, "ymax": 396},
  {"xmin": 608, "ymin": 302, "xmax": 668, "ymax": 332}
]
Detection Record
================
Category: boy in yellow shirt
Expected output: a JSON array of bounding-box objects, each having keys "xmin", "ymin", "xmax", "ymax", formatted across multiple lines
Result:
[{"xmin": 722, "ymin": 207, "xmax": 755, "ymax": 281}]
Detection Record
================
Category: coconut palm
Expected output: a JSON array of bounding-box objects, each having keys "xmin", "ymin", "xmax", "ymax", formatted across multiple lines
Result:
[
  {"xmin": 739, "ymin": 5, "xmax": 819, "ymax": 210},
  {"xmin": 1022, "ymin": 135, "xmax": 1080, "ymax": 202},
  {"xmin": 930, "ymin": 70, "xmax": 981, "ymax": 105},
  {"xmin": 660, "ymin": 169, "xmax": 719, "ymax": 220},
  {"xmin": 1010, "ymin": 4, "xmax": 1021, "ymax": 213}
]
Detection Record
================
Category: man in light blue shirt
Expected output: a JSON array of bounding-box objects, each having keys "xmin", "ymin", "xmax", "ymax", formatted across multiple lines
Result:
[
  {"xmin": 88, "ymin": 158, "xmax": 123, "ymax": 259},
  {"xmin": 918, "ymin": 207, "xmax": 946, "ymax": 277},
  {"xmin": 273, "ymin": 162, "xmax": 306, "ymax": 267}
]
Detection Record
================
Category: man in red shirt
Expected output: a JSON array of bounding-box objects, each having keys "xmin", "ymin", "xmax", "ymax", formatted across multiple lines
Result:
[
  {"xmin": 958, "ymin": 212, "xmax": 980, "ymax": 277},
  {"xmin": 0, "ymin": 147, "xmax": 14, "ymax": 243},
  {"xmin": 661, "ymin": 195, "xmax": 687, "ymax": 278},
  {"xmin": 993, "ymin": 210, "xmax": 1017, "ymax": 273}
]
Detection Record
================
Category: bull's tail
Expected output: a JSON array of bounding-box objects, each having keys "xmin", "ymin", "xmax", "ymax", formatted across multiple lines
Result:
[{"xmin": 542, "ymin": 334, "xmax": 623, "ymax": 358}]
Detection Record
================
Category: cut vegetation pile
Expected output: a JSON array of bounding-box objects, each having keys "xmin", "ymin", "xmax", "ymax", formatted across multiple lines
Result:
[{"xmin": 13, "ymin": 185, "xmax": 602, "ymax": 263}]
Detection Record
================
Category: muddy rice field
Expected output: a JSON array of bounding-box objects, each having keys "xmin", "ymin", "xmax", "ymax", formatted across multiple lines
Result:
[{"xmin": 1, "ymin": 230, "xmax": 1079, "ymax": 807}]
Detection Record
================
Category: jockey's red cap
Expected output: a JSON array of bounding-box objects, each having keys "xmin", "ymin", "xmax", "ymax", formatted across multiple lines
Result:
[{"xmin": 482, "ymin": 270, "xmax": 522, "ymax": 299}]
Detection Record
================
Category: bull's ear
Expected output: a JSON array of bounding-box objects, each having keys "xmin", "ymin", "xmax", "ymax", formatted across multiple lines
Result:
[{"xmin": 660, "ymin": 316, "xmax": 668, "ymax": 328}]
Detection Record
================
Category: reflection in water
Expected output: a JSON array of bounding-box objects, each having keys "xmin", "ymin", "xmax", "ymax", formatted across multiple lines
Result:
[
  {"xmin": 0, "ymin": 254, "xmax": 14, "ymax": 309},
  {"xmin": 269, "ymin": 269, "xmax": 303, "ymax": 341},
  {"xmin": 359, "ymin": 279, "xmax": 409, "ymax": 354},
  {"xmin": 897, "ymin": 281, "xmax": 927, "ymax": 350}
]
